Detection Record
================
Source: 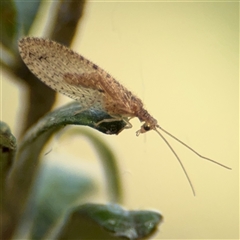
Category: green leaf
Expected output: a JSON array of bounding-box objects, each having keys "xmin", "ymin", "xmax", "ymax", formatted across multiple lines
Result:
[
  {"xmin": 14, "ymin": 0, "xmax": 41, "ymax": 36},
  {"xmin": 0, "ymin": 121, "xmax": 17, "ymax": 239},
  {"xmin": 5, "ymin": 102, "xmax": 126, "ymax": 236},
  {"xmin": 19, "ymin": 101, "xmax": 126, "ymax": 152},
  {"xmin": 0, "ymin": 121, "xmax": 17, "ymax": 153},
  {"xmin": 58, "ymin": 203, "xmax": 163, "ymax": 240},
  {"xmin": 0, "ymin": 121, "xmax": 17, "ymax": 187},
  {"xmin": 16, "ymin": 155, "xmax": 96, "ymax": 240}
]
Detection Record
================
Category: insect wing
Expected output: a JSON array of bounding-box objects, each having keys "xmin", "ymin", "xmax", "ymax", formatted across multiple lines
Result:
[{"xmin": 18, "ymin": 37, "xmax": 106, "ymax": 110}]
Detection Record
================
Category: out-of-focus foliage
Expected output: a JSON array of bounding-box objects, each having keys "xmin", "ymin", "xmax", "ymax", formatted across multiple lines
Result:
[{"xmin": 1, "ymin": 1, "xmax": 163, "ymax": 239}]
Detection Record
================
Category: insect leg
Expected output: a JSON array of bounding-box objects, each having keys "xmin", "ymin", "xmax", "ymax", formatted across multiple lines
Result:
[{"xmin": 95, "ymin": 116, "xmax": 133, "ymax": 129}]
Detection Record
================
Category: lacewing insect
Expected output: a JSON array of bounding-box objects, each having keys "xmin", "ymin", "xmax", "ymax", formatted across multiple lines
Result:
[{"xmin": 18, "ymin": 37, "xmax": 231, "ymax": 195}]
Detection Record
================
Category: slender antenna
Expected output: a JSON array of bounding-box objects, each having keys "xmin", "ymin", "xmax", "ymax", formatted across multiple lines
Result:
[
  {"xmin": 157, "ymin": 125, "xmax": 231, "ymax": 170},
  {"xmin": 154, "ymin": 128, "xmax": 196, "ymax": 196}
]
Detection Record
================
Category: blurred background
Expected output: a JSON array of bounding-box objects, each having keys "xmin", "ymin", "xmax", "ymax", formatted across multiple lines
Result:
[{"xmin": 2, "ymin": 1, "xmax": 238, "ymax": 239}]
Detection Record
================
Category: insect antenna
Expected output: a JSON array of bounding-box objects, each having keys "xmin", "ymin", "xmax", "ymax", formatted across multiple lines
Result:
[
  {"xmin": 157, "ymin": 125, "xmax": 231, "ymax": 170},
  {"xmin": 154, "ymin": 128, "xmax": 196, "ymax": 196},
  {"xmin": 154, "ymin": 125, "xmax": 231, "ymax": 195}
]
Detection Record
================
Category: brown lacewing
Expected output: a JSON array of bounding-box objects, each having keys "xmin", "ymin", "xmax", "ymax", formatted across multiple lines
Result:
[{"xmin": 18, "ymin": 37, "xmax": 231, "ymax": 195}]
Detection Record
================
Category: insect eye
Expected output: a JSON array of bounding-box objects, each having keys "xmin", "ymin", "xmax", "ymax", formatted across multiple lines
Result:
[{"xmin": 143, "ymin": 124, "xmax": 151, "ymax": 131}]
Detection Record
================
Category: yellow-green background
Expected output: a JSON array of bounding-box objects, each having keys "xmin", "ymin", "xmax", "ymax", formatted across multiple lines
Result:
[{"xmin": 2, "ymin": 1, "xmax": 238, "ymax": 239}]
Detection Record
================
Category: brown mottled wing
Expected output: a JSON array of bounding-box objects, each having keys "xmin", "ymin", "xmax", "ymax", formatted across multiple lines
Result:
[{"xmin": 18, "ymin": 37, "xmax": 135, "ymax": 116}]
